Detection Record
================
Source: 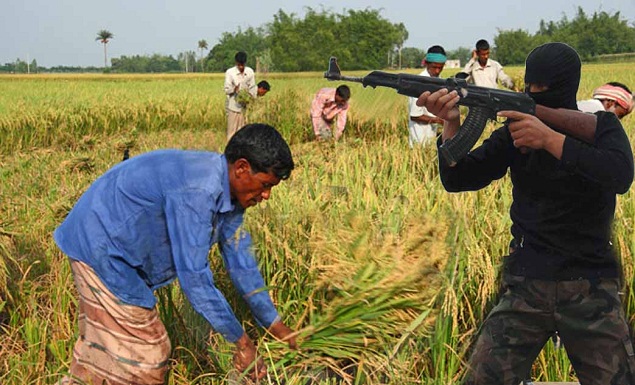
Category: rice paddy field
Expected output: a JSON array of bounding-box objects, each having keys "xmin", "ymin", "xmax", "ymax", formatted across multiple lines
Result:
[{"xmin": 0, "ymin": 63, "xmax": 634, "ymax": 384}]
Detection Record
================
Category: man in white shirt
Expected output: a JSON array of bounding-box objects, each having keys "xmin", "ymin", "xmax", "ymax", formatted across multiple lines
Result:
[
  {"xmin": 407, "ymin": 45, "xmax": 446, "ymax": 147},
  {"xmin": 578, "ymin": 82, "xmax": 634, "ymax": 120},
  {"xmin": 462, "ymin": 39, "xmax": 516, "ymax": 91},
  {"xmin": 224, "ymin": 51, "xmax": 257, "ymax": 140}
]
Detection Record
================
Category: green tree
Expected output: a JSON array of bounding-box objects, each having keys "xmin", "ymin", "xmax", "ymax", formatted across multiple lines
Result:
[
  {"xmin": 96, "ymin": 29, "xmax": 114, "ymax": 68},
  {"xmin": 446, "ymin": 46, "xmax": 472, "ymax": 65},
  {"xmin": 178, "ymin": 51, "xmax": 197, "ymax": 73},
  {"xmin": 14, "ymin": 58, "xmax": 28, "ymax": 73},
  {"xmin": 268, "ymin": 8, "xmax": 344, "ymax": 72},
  {"xmin": 110, "ymin": 54, "xmax": 181, "ymax": 73},
  {"xmin": 336, "ymin": 9, "xmax": 401, "ymax": 70},
  {"xmin": 493, "ymin": 29, "xmax": 536, "ymax": 65},
  {"xmin": 266, "ymin": 10, "xmax": 301, "ymax": 72},
  {"xmin": 257, "ymin": 49, "xmax": 274, "ymax": 73},
  {"xmin": 565, "ymin": 8, "xmax": 635, "ymax": 58},
  {"xmin": 204, "ymin": 7, "xmax": 408, "ymax": 72},
  {"xmin": 205, "ymin": 26, "xmax": 268, "ymax": 72},
  {"xmin": 197, "ymin": 39, "xmax": 208, "ymax": 72},
  {"xmin": 494, "ymin": 7, "xmax": 635, "ymax": 63},
  {"xmin": 395, "ymin": 23, "xmax": 409, "ymax": 69},
  {"xmin": 400, "ymin": 47, "xmax": 425, "ymax": 68}
]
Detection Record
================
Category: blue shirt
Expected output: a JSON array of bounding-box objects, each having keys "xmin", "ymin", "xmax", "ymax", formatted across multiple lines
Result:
[{"xmin": 54, "ymin": 149, "xmax": 279, "ymax": 342}]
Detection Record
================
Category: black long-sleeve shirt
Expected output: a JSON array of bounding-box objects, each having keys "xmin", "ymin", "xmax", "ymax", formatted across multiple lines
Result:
[{"xmin": 438, "ymin": 111, "xmax": 634, "ymax": 280}]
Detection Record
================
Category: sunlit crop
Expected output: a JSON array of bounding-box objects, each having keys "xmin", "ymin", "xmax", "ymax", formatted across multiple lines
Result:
[{"xmin": 1, "ymin": 63, "xmax": 633, "ymax": 384}]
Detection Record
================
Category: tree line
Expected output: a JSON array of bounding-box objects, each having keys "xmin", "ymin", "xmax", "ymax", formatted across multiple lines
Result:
[
  {"xmin": 204, "ymin": 6, "xmax": 635, "ymax": 71},
  {"xmin": 0, "ymin": 59, "xmax": 39, "ymax": 74},
  {"xmin": 2, "ymin": 6, "xmax": 633, "ymax": 73},
  {"xmin": 494, "ymin": 7, "xmax": 635, "ymax": 65},
  {"xmin": 204, "ymin": 8, "xmax": 409, "ymax": 72}
]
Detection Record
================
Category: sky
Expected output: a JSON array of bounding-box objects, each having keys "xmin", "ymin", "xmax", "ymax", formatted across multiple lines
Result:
[{"xmin": 2, "ymin": 0, "xmax": 635, "ymax": 68}]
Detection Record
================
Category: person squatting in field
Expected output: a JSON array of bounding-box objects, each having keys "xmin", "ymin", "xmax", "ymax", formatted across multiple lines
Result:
[
  {"xmin": 55, "ymin": 124, "xmax": 298, "ymax": 385},
  {"xmin": 407, "ymin": 44, "xmax": 447, "ymax": 147},
  {"xmin": 257, "ymin": 80, "xmax": 271, "ymax": 97},
  {"xmin": 417, "ymin": 42, "xmax": 635, "ymax": 385},
  {"xmin": 310, "ymin": 84, "xmax": 351, "ymax": 141}
]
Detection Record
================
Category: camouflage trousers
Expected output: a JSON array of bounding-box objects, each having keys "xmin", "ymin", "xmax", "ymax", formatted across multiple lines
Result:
[{"xmin": 463, "ymin": 274, "xmax": 635, "ymax": 385}]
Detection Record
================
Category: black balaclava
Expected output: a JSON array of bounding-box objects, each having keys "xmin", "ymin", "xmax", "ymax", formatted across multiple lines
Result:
[{"xmin": 524, "ymin": 42, "xmax": 581, "ymax": 110}]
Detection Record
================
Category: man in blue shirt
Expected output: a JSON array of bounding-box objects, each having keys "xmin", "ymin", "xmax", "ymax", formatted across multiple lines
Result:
[{"xmin": 55, "ymin": 124, "xmax": 297, "ymax": 384}]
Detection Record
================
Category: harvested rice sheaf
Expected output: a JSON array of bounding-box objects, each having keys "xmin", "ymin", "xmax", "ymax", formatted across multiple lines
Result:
[
  {"xmin": 262, "ymin": 213, "xmax": 448, "ymax": 383},
  {"xmin": 236, "ymin": 89, "xmax": 254, "ymax": 109}
]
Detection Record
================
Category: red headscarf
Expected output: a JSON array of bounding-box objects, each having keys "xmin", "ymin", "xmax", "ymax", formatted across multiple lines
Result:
[{"xmin": 593, "ymin": 84, "xmax": 634, "ymax": 113}]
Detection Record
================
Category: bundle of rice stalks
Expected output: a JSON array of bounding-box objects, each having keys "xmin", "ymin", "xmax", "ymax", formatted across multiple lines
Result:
[
  {"xmin": 260, "ymin": 213, "xmax": 448, "ymax": 384},
  {"xmin": 236, "ymin": 90, "xmax": 254, "ymax": 109}
]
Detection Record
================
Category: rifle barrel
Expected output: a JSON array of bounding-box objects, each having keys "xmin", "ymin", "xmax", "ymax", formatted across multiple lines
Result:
[{"xmin": 324, "ymin": 74, "xmax": 364, "ymax": 83}]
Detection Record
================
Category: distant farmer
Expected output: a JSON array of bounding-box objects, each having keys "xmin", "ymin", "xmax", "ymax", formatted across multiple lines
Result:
[
  {"xmin": 244, "ymin": 81, "xmax": 272, "ymax": 123},
  {"xmin": 461, "ymin": 39, "xmax": 516, "ymax": 91},
  {"xmin": 310, "ymin": 85, "xmax": 351, "ymax": 140},
  {"xmin": 578, "ymin": 82, "xmax": 634, "ymax": 120},
  {"xmin": 55, "ymin": 124, "xmax": 298, "ymax": 385},
  {"xmin": 407, "ymin": 45, "xmax": 447, "ymax": 147},
  {"xmin": 257, "ymin": 80, "xmax": 271, "ymax": 97},
  {"xmin": 224, "ymin": 51, "xmax": 257, "ymax": 140}
]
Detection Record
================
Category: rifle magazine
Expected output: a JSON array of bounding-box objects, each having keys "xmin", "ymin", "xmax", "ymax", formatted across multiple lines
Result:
[{"xmin": 439, "ymin": 107, "xmax": 491, "ymax": 166}]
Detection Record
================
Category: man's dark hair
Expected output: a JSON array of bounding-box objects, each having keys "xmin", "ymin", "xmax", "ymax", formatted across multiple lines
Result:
[
  {"xmin": 427, "ymin": 45, "xmax": 446, "ymax": 56},
  {"xmin": 607, "ymin": 81, "xmax": 632, "ymax": 94},
  {"xmin": 235, "ymin": 51, "xmax": 247, "ymax": 64},
  {"xmin": 225, "ymin": 124, "xmax": 294, "ymax": 180},
  {"xmin": 336, "ymin": 85, "xmax": 351, "ymax": 101},
  {"xmin": 258, "ymin": 80, "xmax": 271, "ymax": 91},
  {"xmin": 476, "ymin": 39, "xmax": 490, "ymax": 51}
]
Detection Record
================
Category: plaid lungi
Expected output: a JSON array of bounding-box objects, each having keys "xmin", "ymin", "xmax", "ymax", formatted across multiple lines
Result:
[{"xmin": 63, "ymin": 260, "xmax": 171, "ymax": 385}]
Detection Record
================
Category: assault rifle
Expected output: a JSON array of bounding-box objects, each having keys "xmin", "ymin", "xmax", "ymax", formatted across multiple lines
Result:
[{"xmin": 324, "ymin": 57, "xmax": 596, "ymax": 165}]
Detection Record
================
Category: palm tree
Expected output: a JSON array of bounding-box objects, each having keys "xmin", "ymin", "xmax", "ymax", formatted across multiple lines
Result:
[
  {"xmin": 96, "ymin": 30, "xmax": 114, "ymax": 68},
  {"xmin": 395, "ymin": 23, "xmax": 408, "ymax": 70},
  {"xmin": 197, "ymin": 39, "xmax": 208, "ymax": 72}
]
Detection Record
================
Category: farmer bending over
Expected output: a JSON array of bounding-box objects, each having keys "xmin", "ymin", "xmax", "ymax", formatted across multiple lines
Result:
[
  {"xmin": 310, "ymin": 85, "xmax": 351, "ymax": 141},
  {"xmin": 55, "ymin": 124, "xmax": 297, "ymax": 384}
]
